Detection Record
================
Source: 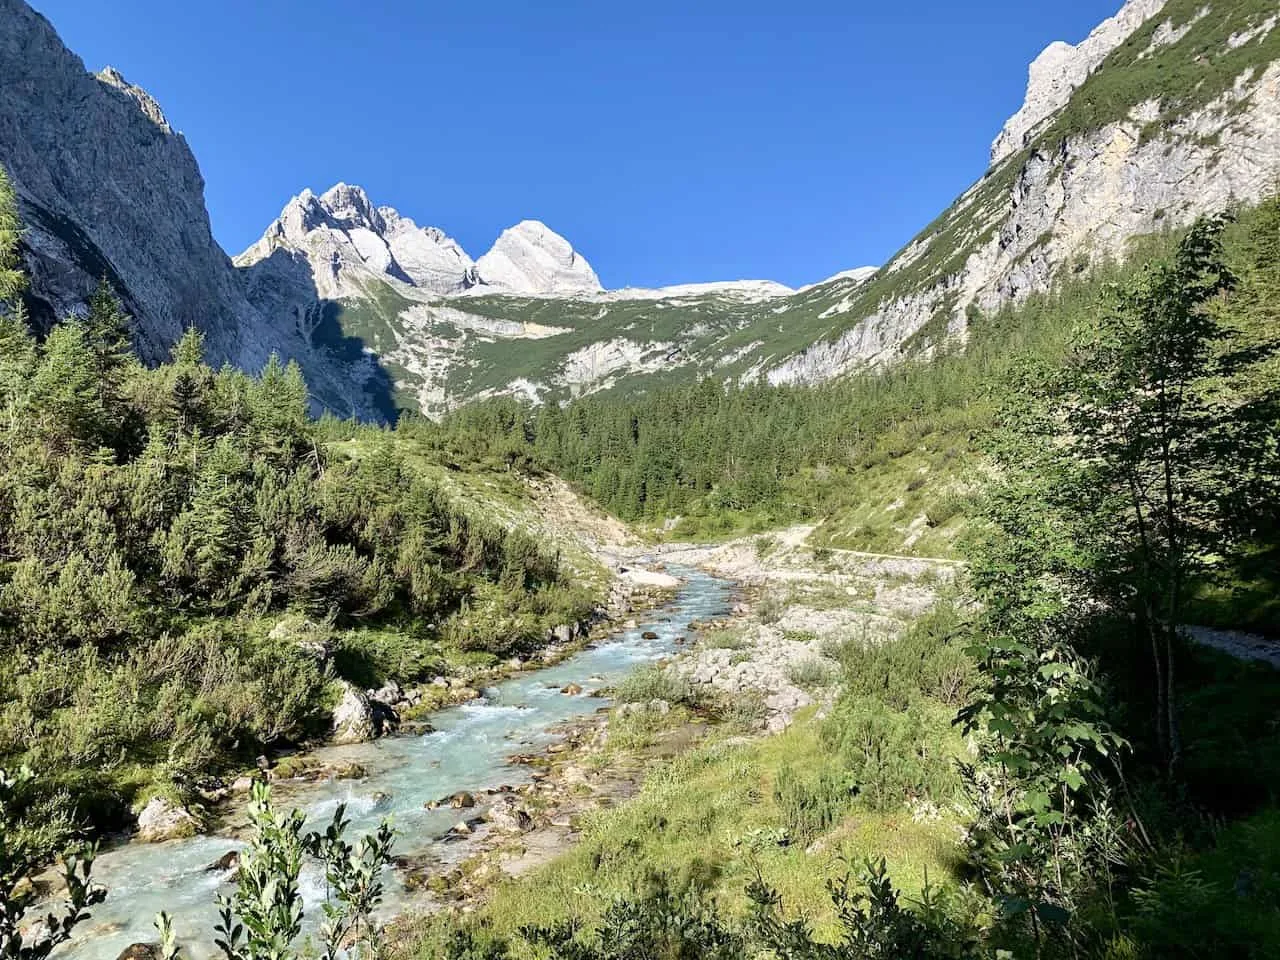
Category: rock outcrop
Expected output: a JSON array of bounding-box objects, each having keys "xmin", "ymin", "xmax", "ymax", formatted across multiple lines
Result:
[
  {"xmin": 767, "ymin": 0, "xmax": 1280, "ymax": 387},
  {"xmin": 0, "ymin": 0, "xmax": 402, "ymax": 421},
  {"xmin": 473, "ymin": 219, "xmax": 602, "ymax": 296},
  {"xmin": 990, "ymin": 0, "xmax": 1167, "ymax": 164},
  {"xmin": 135, "ymin": 796, "xmax": 202, "ymax": 843},
  {"xmin": 0, "ymin": 0, "xmax": 276, "ymax": 367},
  {"xmin": 237, "ymin": 184, "xmax": 478, "ymax": 299},
  {"xmin": 332, "ymin": 681, "xmax": 399, "ymax": 745}
]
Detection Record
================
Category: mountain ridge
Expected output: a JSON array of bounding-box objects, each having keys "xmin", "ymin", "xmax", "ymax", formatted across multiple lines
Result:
[{"xmin": 1, "ymin": 0, "xmax": 1276, "ymax": 419}]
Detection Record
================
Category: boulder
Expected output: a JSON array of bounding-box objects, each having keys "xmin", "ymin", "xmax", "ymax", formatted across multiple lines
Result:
[
  {"xmin": 552, "ymin": 624, "xmax": 574, "ymax": 645},
  {"xmin": 205, "ymin": 850, "xmax": 240, "ymax": 873},
  {"xmin": 485, "ymin": 799, "xmax": 534, "ymax": 835},
  {"xmin": 619, "ymin": 568, "xmax": 681, "ymax": 589},
  {"xmin": 332, "ymin": 683, "xmax": 377, "ymax": 744},
  {"xmin": 117, "ymin": 945, "xmax": 160, "ymax": 960},
  {"xmin": 135, "ymin": 797, "xmax": 201, "ymax": 843},
  {"xmin": 332, "ymin": 681, "xmax": 398, "ymax": 744},
  {"xmin": 372, "ymin": 679, "xmax": 403, "ymax": 705},
  {"xmin": 641, "ymin": 631, "xmax": 659, "ymax": 640},
  {"xmin": 450, "ymin": 791, "xmax": 477, "ymax": 809},
  {"xmin": 561, "ymin": 683, "xmax": 583, "ymax": 696}
]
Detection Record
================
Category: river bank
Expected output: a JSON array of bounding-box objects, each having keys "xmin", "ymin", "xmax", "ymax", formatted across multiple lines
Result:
[
  {"xmin": 45, "ymin": 567, "xmax": 734, "ymax": 960},
  {"xmin": 386, "ymin": 526, "xmax": 963, "ymax": 947}
]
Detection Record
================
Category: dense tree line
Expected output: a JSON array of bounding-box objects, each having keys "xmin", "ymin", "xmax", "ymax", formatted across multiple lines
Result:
[
  {"xmin": 431, "ymin": 367, "xmax": 991, "ymax": 526},
  {"xmin": 425, "ymin": 265, "xmax": 1116, "ymax": 537}
]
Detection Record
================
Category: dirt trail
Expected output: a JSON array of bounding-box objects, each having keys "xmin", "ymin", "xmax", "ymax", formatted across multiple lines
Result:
[{"xmin": 1183, "ymin": 625, "xmax": 1280, "ymax": 669}]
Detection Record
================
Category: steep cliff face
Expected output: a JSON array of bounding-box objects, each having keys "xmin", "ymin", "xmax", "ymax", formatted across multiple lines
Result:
[
  {"xmin": 766, "ymin": 0, "xmax": 1280, "ymax": 386},
  {"xmin": 990, "ymin": 0, "xmax": 1167, "ymax": 165},
  {"xmin": 0, "ymin": 0, "xmax": 274, "ymax": 367},
  {"xmin": 0, "ymin": 1, "xmax": 402, "ymax": 420}
]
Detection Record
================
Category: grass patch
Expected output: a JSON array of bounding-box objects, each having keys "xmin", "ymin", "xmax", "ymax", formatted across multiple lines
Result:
[{"xmin": 466, "ymin": 716, "xmax": 965, "ymax": 942}]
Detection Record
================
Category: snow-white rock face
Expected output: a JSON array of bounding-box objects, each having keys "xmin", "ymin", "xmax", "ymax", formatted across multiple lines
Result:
[
  {"xmin": 602, "ymin": 279, "xmax": 794, "ymax": 301},
  {"xmin": 990, "ymin": 0, "xmax": 1167, "ymax": 164},
  {"xmin": 472, "ymin": 220, "xmax": 602, "ymax": 296},
  {"xmin": 237, "ymin": 183, "xmax": 477, "ymax": 298},
  {"xmin": 797, "ymin": 266, "xmax": 878, "ymax": 293}
]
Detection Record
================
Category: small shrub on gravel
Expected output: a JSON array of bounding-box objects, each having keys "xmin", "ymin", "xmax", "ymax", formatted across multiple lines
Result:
[
  {"xmin": 757, "ymin": 594, "xmax": 785, "ymax": 625},
  {"xmin": 703, "ymin": 628, "xmax": 751, "ymax": 650},
  {"xmin": 787, "ymin": 657, "xmax": 840, "ymax": 690},
  {"xmin": 717, "ymin": 690, "xmax": 768, "ymax": 728},
  {"xmin": 615, "ymin": 666, "xmax": 704, "ymax": 708}
]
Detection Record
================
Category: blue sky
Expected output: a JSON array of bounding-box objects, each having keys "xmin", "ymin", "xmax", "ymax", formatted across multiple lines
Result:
[{"xmin": 35, "ymin": 0, "xmax": 1120, "ymax": 289}]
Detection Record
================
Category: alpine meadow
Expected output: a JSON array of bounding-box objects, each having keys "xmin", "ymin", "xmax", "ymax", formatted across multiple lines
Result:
[{"xmin": 0, "ymin": 2, "xmax": 1278, "ymax": 960}]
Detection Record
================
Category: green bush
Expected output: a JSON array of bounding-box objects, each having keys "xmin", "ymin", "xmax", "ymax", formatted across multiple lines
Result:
[
  {"xmin": 614, "ymin": 666, "xmax": 704, "ymax": 709},
  {"xmin": 923, "ymin": 490, "xmax": 972, "ymax": 528},
  {"xmin": 773, "ymin": 764, "xmax": 851, "ymax": 843},
  {"xmin": 820, "ymin": 695, "xmax": 959, "ymax": 811},
  {"xmin": 786, "ymin": 657, "xmax": 839, "ymax": 690},
  {"xmin": 837, "ymin": 602, "xmax": 974, "ymax": 708}
]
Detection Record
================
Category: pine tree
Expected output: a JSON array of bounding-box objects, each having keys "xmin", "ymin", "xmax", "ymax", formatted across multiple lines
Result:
[
  {"xmin": 0, "ymin": 301, "xmax": 37, "ymax": 420},
  {"xmin": 0, "ymin": 168, "xmax": 24, "ymax": 305},
  {"xmin": 85, "ymin": 278, "xmax": 132, "ymax": 378},
  {"xmin": 28, "ymin": 320, "xmax": 114, "ymax": 449}
]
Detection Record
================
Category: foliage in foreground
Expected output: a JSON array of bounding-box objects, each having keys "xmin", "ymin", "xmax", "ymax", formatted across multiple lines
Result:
[{"xmin": 1, "ymin": 771, "xmax": 395, "ymax": 960}]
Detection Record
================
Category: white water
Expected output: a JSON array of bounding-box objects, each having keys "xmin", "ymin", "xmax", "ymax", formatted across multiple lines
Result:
[{"xmin": 58, "ymin": 566, "xmax": 733, "ymax": 959}]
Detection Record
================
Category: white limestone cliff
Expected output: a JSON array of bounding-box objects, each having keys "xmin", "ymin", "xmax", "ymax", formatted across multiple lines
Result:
[
  {"xmin": 237, "ymin": 183, "xmax": 477, "ymax": 298},
  {"xmin": 473, "ymin": 220, "xmax": 602, "ymax": 296},
  {"xmin": 770, "ymin": 51, "xmax": 1280, "ymax": 386},
  {"xmin": 990, "ymin": 0, "xmax": 1167, "ymax": 164},
  {"xmin": 0, "ymin": 0, "xmax": 276, "ymax": 367}
]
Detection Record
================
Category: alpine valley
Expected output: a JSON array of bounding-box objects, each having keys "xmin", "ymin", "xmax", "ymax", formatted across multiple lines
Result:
[
  {"xmin": 3, "ymin": 0, "xmax": 1277, "ymax": 418},
  {"xmin": 2, "ymin": 2, "xmax": 1280, "ymax": 960}
]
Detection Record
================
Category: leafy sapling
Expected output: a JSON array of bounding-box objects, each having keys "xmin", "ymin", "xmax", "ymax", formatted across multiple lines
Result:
[{"xmin": 157, "ymin": 781, "xmax": 395, "ymax": 960}]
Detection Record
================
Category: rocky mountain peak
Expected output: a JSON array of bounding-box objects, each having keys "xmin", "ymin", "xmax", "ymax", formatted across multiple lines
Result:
[
  {"xmin": 990, "ymin": 0, "xmax": 1167, "ymax": 164},
  {"xmin": 238, "ymin": 183, "xmax": 478, "ymax": 299},
  {"xmin": 316, "ymin": 182, "xmax": 385, "ymax": 232},
  {"xmin": 474, "ymin": 219, "xmax": 602, "ymax": 296},
  {"xmin": 95, "ymin": 65, "xmax": 174, "ymax": 133}
]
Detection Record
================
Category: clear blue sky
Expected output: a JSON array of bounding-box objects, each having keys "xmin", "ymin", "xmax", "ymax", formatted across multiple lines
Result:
[{"xmin": 35, "ymin": 0, "xmax": 1120, "ymax": 289}]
